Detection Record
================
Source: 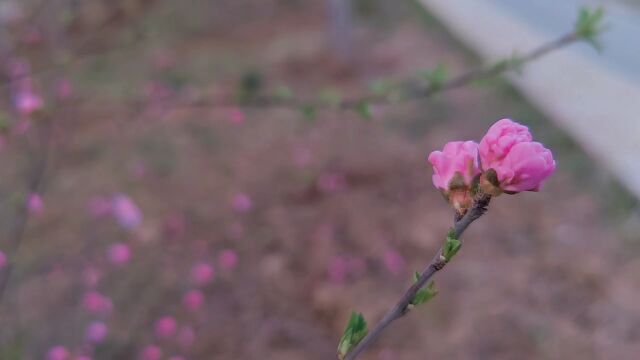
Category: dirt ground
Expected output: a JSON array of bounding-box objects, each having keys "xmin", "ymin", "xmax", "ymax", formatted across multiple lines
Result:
[{"xmin": 1, "ymin": 0, "xmax": 639, "ymax": 359}]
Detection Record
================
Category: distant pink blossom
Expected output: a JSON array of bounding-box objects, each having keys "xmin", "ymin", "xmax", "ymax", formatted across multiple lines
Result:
[
  {"xmin": 218, "ymin": 249, "xmax": 238, "ymax": 271},
  {"xmin": 328, "ymin": 257, "xmax": 349, "ymax": 283},
  {"xmin": 177, "ymin": 326, "xmax": 195, "ymax": 349},
  {"xmin": 317, "ymin": 172, "xmax": 347, "ymax": 193},
  {"xmin": 14, "ymin": 89, "xmax": 43, "ymax": 115},
  {"xmin": 88, "ymin": 196, "xmax": 113, "ymax": 218},
  {"xmin": 190, "ymin": 262, "xmax": 214, "ymax": 285},
  {"xmin": 0, "ymin": 251, "xmax": 6, "ymax": 269},
  {"xmin": 383, "ymin": 249, "xmax": 405, "ymax": 275},
  {"xmin": 27, "ymin": 193, "xmax": 44, "ymax": 215},
  {"xmin": 182, "ymin": 290, "xmax": 204, "ymax": 312},
  {"xmin": 231, "ymin": 193, "xmax": 252, "ymax": 213},
  {"xmin": 82, "ymin": 291, "xmax": 113, "ymax": 314},
  {"xmin": 140, "ymin": 345, "xmax": 162, "ymax": 360},
  {"xmin": 479, "ymin": 119, "xmax": 555, "ymax": 193},
  {"xmin": 107, "ymin": 243, "xmax": 131, "ymax": 265},
  {"xmin": 85, "ymin": 321, "xmax": 108, "ymax": 343},
  {"xmin": 47, "ymin": 345, "xmax": 69, "ymax": 360},
  {"xmin": 154, "ymin": 316, "xmax": 177, "ymax": 339},
  {"xmin": 55, "ymin": 79, "xmax": 72, "ymax": 100},
  {"xmin": 227, "ymin": 107, "xmax": 245, "ymax": 124},
  {"xmin": 112, "ymin": 194, "xmax": 142, "ymax": 229}
]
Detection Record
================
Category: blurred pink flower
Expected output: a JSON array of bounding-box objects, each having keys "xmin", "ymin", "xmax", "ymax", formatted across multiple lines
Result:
[
  {"xmin": 140, "ymin": 345, "xmax": 162, "ymax": 360},
  {"xmin": 231, "ymin": 193, "xmax": 252, "ymax": 213},
  {"xmin": 55, "ymin": 79, "xmax": 73, "ymax": 100},
  {"xmin": 155, "ymin": 316, "xmax": 177, "ymax": 339},
  {"xmin": 82, "ymin": 291, "xmax": 113, "ymax": 314},
  {"xmin": 47, "ymin": 345, "xmax": 69, "ymax": 360},
  {"xmin": 227, "ymin": 107, "xmax": 245, "ymax": 124},
  {"xmin": 218, "ymin": 249, "xmax": 238, "ymax": 271},
  {"xmin": 108, "ymin": 243, "xmax": 131, "ymax": 265},
  {"xmin": 182, "ymin": 290, "xmax": 204, "ymax": 312},
  {"xmin": 383, "ymin": 249, "xmax": 405, "ymax": 275},
  {"xmin": 479, "ymin": 119, "xmax": 555, "ymax": 193},
  {"xmin": 85, "ymin": 321, "xmax": 108, "ymax": 343},
  {"xmin": 14, "ymin": 88, "xmax": 43, "ymax": 115},
  {"xmin": 82, "ymin": 267, "xmax": 101, "ymax": 287},
  {"xmin": 328, "ymin": 257, "xmax": 349, "ymax": 283},
  {"xmin": 178, "ymin": 326, "xmax": 195, "ymax": 349},
  {"xmin": 190, "ymin": 262, "xmax": 214, "ymax": 285},
  {"xmin": 0, "ymin": 250, "xmax": 6, "ymax": 269},
  {"xmin": 112, "ymin": 194, "xmax": 142, "ymax": 229},
  {"xmin": 317, "ymin": 172, "xmax": 347, "ymax": 193},
  {"xmin": 292, "ymin": 146, "xmax": 312, "ymax": 167},
  {"xmin": 427, "ymin": 141, "xmax": 480, "ymax": 191},
  {"xmin": 88, "ymin": 196, "xmax": 113, "ymax": 218},
  {"xmin": 27, "ymin": 193, "xmax": 44, "ymax": 215}
]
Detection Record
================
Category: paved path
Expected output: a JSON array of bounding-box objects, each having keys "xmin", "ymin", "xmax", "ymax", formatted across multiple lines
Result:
[{"xmin": 420, "ymin": 0, "xmax": 640, "ymax": 200}]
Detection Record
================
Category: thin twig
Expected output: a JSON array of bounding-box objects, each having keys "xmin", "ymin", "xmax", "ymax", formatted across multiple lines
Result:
[
  {"xmin": 133, "ymin": 31, "xmax": 581, "ymax": 114},
  {"xmin": 343, "ymin": 194, "xmax": 491, "ymax": 360}
]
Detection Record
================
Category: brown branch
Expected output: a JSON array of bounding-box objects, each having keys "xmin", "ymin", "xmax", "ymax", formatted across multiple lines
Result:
[{"xmin": 343, "ymin": 194, "xmax": 491, "ymax": 360}]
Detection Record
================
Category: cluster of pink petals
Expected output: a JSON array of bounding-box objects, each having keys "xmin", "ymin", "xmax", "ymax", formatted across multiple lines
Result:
[
  {"xmin": 154, "ymin": 316, "xmax": 177, "ymax": 338},
  {"xmin": 231, "ymin": 193, "xmax": 252, "ymax": 213},
  {"xmin": 82, "ymin": 291, "xmax": 113, "ymax": 314},
  {"xmin": 427, "ymin": 141, "xmax": 480, "ymax": 191},
  {"xmin": 479, "ymin": 119, "xmax": 555, "ymax": 192},
  {"xmin": 141, "ymin": 344, "xmax": 162, "ymax": 360},
  {"xmin": 47, "ymin": 346, "xmax": 70, "ymax": 360},
  {"xmin": 85, "ymin": 321, "xmax": 108, "ymax": 343},
  {"xmin": 182, "ymin": 289, "xmax": 204, "ymax": 311},
  {"xmin": 190, "ymin": 262, "xmax": 214, "ymax": 285},
  {"xmin": 107, "ymin": 243, "xmax": 132, "ymax": 265},
  {"xmin": 427, "ymin": 119, "xmax": 555, "ymax": 196},
  {"xmin": 218, "ymin": 249, "xmax": 238, "ymax": 270},
  {"xmin": 27, "ymin": 193, "xmax": 44, "ymax": 215}
]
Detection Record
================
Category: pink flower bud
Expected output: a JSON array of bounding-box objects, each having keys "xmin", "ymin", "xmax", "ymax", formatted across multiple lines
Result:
[
  {"xmin": 190, "ymin": 262, "xmax": 214, "ymax": 285},
  {"xmin": 479, "ymin": 119, "xmax": 555, "ymax": 193},
  {"xmin": 140, "ymin": 345, "xmax": 162, "ymax": 360},
  {"xmin": 182, "ymin": 290, "xmax": 204, "ymax": 312},
  {"xmin": 85, "ymin": 321, "xmax": 108, "ymax": 343},
  {"xmin": 427, "ymin": 141, "xmax": 480, "ymax": 211},
  {"xmin": 107, "ymin": 243, "xmax": 131, "ymax": 265},
  {"xmin": 47, "ymin": 345, "xmax": 69, "ymax": 360},
  {"xmin": 14, "ymin": 89, "xmax": 43, "ymax": 115},
  {"xmin": 112, "ymin": 194, "xmax": 142, "ymax": 229},
  {"xmin": 154, "ymin": 316, "xmax": 177, "ymax": 339},
  {"xmin": 217, "ymin": 249, "xmax": 238, "ymax": 271}
]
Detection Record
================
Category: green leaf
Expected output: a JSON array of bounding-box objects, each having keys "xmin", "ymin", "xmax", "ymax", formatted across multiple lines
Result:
[
  {"xmin": 337, "ymin": 312, "xmax": 368, "ymax": 359},
  {"xmin": 420, "ymin": 63, "xmax": 448, "ymax": 91},
  {"xmin": 442, "ymin": 229, "xmax": 462, "ymax": 262},
  {"xmin": 299, "ymin": 104, "xmax": 316, "ymax": 122},
  {"xmin": 409, "ymin": 271, "xmax": 438, "ymax": 307},
  {"xmin": 574, "ymin": 7, "xmax": 607, "ymax": 52},
  {"xmin": 355, "ymin": 101, "xmax": 372, "ymax": 120}
]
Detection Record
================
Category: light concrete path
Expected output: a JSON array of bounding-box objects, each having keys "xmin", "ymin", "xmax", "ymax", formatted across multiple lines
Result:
[{"xmin": 420, "ymin": 0, "xmax": 640, "ymax": 199}]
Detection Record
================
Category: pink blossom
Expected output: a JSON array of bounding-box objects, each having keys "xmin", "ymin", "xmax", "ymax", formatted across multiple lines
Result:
[
  {"xmin": 218, "ymin": 249, "xmax": 238, "ymax": 271},
  {"xmin": 317, "ymin": 172, "xmax": 347, "ymax": 193},
  {"xmin": 85, "ymin": 321, "xmax": 108, "ymax": 343},
  {"xmin": 55, "ymin": 79, "xmax": 73, "ymax": 100},
  {"xmin": 182, "ymin": 290, "xmax": 204, "ymax": 312},
  {"xmin": 88, "ymin": 196, "xmax": 113, "ymax": 218},
  {"xmin": 154, "ymin": 316, "xmax": 177, "ymax": 339},
  {"xmin": 227, "ymin": 107, "xmax": 245, "ymax": 124},
  {"xmin": 82, "ymin": 291, "xmax": 113, "ymax": 314},
  {"xmin": 428, "ymin": 141, "xmax": 480, "ymax": 191},
  {"xmin": 177, "ymin": 326, "xmax": 195, "ymax": 349},
  {"xmin": 47, "ymin": 345, "xmax": 69, "ymax": 360},
  {"xmin": 14, "ymin": 89, "xmax": 43, "ymax": 115},
  {"xmin": 0, "ymin": 251, "xmax": 6, "ymax": 269},
  {"xmin": 479, "ymin": 119, "xmax": 555, "ymax": 192},
  {"xmin": 383, "ymin": 249, "xmax": 405, "ymax": 275},
  {"xmin": 108, "ymin": 243, "xmax": 131, "ymax": 265},
  {"xmin": 328, "ymin": 257, "xmax": 349, "ymax": 283},
  {"xmin": 190, "ymin": 262, "xmax": 214, "ymax": 285},
  {"xmin": 27, "ymin": 193, "xmax": 44, "ymax": 215},
  {"xmin": 140, "ymin": 345, "xmax": 162, "ymax": 360},
  {"xmin": 231, "ymin": 193, "xmax": 252, "ymax": 213},
  {"xmin": 112, "ymin": 194, "xmax": 142, "ymax": 229}
]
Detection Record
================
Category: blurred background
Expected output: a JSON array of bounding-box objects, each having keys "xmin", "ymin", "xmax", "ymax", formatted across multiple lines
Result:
[{"xmin": 0, "ymin": 0, "xmax": 638, "ymax": 359}]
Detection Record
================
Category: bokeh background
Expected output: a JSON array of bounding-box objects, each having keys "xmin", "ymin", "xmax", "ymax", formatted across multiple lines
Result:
[{"xmin": 0, "ymin": 0, "xmax": 639, "ymax": 359}]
